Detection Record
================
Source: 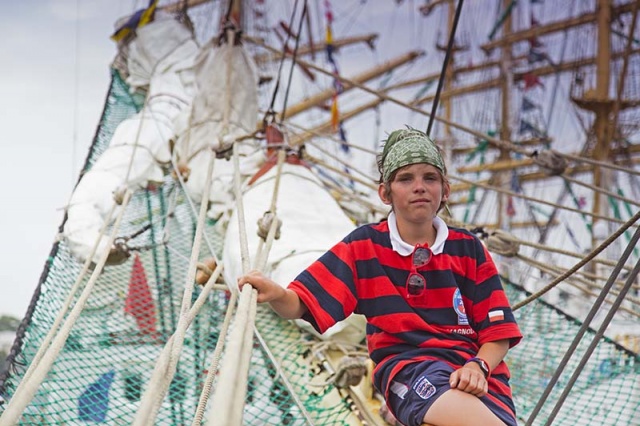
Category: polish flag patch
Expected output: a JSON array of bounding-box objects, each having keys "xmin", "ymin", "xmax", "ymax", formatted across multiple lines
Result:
[{"xmin": 489, "ymin": 310, "xmax": 505, "ymax": 322}]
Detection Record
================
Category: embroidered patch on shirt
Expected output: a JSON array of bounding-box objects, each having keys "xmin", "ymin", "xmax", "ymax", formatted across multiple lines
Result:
[
  {"xmin": 453, "ymin": 288, "xmax": 468, "ymax": 325},
  {"xmin": 489, "ymin": 309, "xmax": 505, "ymax": 322},
  {"xmin": 412, "ymin": 375, "xmax": 436, "ymax": 400},
  {"xmin": 390, "ymin": 380, "xmax": 409, "ymax": 399}
]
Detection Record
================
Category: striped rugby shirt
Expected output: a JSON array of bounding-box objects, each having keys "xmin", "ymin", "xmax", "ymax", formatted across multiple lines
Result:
[{"xmin": 288, "ymin": 213, "xmax": 523, "ymax": 417}]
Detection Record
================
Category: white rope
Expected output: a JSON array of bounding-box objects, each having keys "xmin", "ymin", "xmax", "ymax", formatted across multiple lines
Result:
[
  {"xmin": 191, "ymin": 288, "xmax": 238, "ymax": 426},
  {"xmin": 0, "ymin": 190, "xmax": 133, "ymax": 426},
  {"xmin": 206, "ymin": 143, "xmax": 256, "ymax": 425},
  {"xmin": 254, "ymin": 149, "xmax": 286, "ymax": 271},
  {"xmin": 133, "ymin": 149, "xmax": 216, "ymax": 425},
  {"xmin": 8, "ymin": 203, "xmax": 117, "ymax": 400}
]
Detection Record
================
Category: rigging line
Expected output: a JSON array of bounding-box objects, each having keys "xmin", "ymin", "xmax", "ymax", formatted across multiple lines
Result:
[
  {"xmin": 561, "ymin": 172, "xmax": 640, "ymax": 208},
  {"xmin": 305, "ymin": 152, "xmax": 377, "ymax": 191},
  {"xmin": 283, "ymin": 119, "xmax": 379, "ymax": 155},
  {"xmin": 517, "ymin": 254, "xmax": 640, "ymax": 316},
  {"xmin": 133, "ymin": 150, "xmax": 217, "ymax": 425},
  {"xmin": 307, "ymin": 140, "xmax": 377, "ymax": 183},
  {"xmin": 608, "ymin": 0, "xmax": 639, "ymax": 152},
  {"xmin": 316, "ymin": 177, "xmax": 387, "ymax": 216},
  {"xmin": 449, "ymin": 174, "xmax": 631, "ymax": 226},
  {"xmin": 264, "ymin": 0, "xmax": 300, "ymax": 123},
  {"xmin": 553, "ymin": 148, "xmax": 640, "ymax": 177},
  {"xmin": 426, "ymin": 0, "xmax": 464, "ymax": 137},
  {"xmin": 545, "ymin": 0, "xmax": 577, "ymax": 130},
  {"xmin": 280, "ymin": 0, "xmax": 308, "ymax": 122},
  {"xmin": 246, "ymin": 34, "xmax": 606, "ymax": 172},
  {"xmin": 207, "ymin": 143, "xmax": 256, "ymax": 425},
  {"xmin": 253, "ymin": 150, "xmax": 287, "ymax": 271},
  {"xmin": 0, "ymin": 190, "xmax": 133, "ymax": 426},
  {"xmin": 494, "ymin": 228, "xmax": 636, "ymax": 274},
  {"xmin": 527, "ymin": 228, "xmax": 640, "ymax": 426},
  {"xmin": 513, "ymin": 207, "xmax": 640, "ymax": 311},
  {"xmin": 192, "ymin": 271, "xmax": 237, "ymax": 426},
  {"xmin": 2, "ymin": 203, "xmax": 118, "ymax": 409}
]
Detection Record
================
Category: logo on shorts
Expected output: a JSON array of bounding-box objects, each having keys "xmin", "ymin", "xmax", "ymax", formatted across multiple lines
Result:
[
  {"xmin": 412, "ymin": 375, "xmax": 436, "ymax": 400},
  {"xmin": 453, "ymin": 288, "xmax": 468, "ymax": 325}
]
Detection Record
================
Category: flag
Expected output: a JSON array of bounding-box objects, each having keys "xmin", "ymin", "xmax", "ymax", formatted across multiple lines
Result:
[
  {"xmin": 519, "ymin": 119, "xmax": 544, "ymax": 138},
  {"xmin": 488, "ymin": 310, "xmax": 505, "ymax": 322},
  {"xmin": 527, "ymin": 49, "xmax": 547, "ymax": 64},
  {"xmin": 522, "ymin": 72, "xmax": 543, "ymax": 90},
  {"xmin": 78, "ymin": 370, "xmax": 116, "ymax": 422},
  {"xmin": 522, "ymin": 96, "xmax": 538, "ymax": 111},
  {"xmin": 111, "ymin": 0, "xmax": 159, "ymax": 42},
  {"xmin": 125, "ymin": 254, "xmax": 157, "ymax": 335},
  {"xmin": 330, "ymin": 94, "xmax": 339, "ymax": 132},
  {"xmin": 506, "ymin": 196, "xmax": 516, "ymax": 217}
]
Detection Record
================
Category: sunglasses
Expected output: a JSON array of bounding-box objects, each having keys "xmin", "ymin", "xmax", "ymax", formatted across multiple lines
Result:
[{"xmin": 406, "ymin": 246, "xmax": 432, "ymax": 296}]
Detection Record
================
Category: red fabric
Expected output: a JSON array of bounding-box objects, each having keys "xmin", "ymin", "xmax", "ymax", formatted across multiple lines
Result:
[{"xmin": 125, "ymin": 254, "xmax": 157, "ymax": 334}]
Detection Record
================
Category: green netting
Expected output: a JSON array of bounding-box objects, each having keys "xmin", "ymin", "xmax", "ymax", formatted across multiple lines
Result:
[{"xmin": 1, "ymin": 71, "xmax": 639, "ymax": 426}]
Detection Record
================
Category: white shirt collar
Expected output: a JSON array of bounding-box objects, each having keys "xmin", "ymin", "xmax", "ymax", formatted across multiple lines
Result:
[{"xmin": 388, "ymin": 211, "xmax": 448, "ymax": 256}]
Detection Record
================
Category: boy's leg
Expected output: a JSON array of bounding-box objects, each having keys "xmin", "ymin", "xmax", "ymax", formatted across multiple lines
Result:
[{"xmin": 422, "ymin": 389, "xmax": 504, "ymax": 426}]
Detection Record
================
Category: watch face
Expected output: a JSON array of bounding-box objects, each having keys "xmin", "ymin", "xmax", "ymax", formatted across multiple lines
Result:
[{"xmin": 469, "ymin": 358, "xmax": 489, "ymax": 377}]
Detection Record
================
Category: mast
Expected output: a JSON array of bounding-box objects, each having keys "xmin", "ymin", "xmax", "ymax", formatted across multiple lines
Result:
[{"xmin": 496, "ymin": 0, "xmax": 513, "ymax": 231}]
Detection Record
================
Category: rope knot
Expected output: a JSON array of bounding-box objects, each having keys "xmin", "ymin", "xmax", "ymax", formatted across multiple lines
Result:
[
  {"xmin": 531, "ymin": 150, "xmax": 567, "ymax": 175},
  {"xmin": 113, "ymin": 186, "xmax": 128, "ymax": 205},
  {"xmin": 484, "ymin": 229, "xmax": 519, "ymax": 257},
  {"xmin": 256, "ymin": 211, "xmax": 282, "ymax": 240},
  {"xmin": 106, "ymin": 237, "xmax": 131, "ymax": 266},
  {"xmin": 333, "ymin": 356, "xmax": 367, "ymax": 388}
]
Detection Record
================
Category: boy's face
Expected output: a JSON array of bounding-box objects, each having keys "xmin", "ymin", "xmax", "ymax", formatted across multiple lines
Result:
[{"xmin": 378, "ymin": 163, "xmax": 449, "ymax": 224}]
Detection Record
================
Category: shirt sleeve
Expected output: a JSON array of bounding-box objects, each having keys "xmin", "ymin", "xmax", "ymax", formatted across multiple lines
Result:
[
  {"xmin": 288, "ymin": 239, "xmax": 359, "ymax": 335},
  {"xmin": 469, "ymin": 239, "xmax": 523, "ymax": 348}
]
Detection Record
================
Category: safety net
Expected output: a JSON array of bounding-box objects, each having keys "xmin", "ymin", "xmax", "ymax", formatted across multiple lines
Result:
[{"xmin": 0, "ymin": 71, "xmax": 638, "ymax": 426}]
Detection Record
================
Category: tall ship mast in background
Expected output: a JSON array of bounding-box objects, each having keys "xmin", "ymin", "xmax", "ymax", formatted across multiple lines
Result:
[{"xmin": 0, "ymin": 1, "xmax": 638, "ymax": 425}]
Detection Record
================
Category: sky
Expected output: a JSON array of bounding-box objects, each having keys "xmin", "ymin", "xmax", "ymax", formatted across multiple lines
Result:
[
  {"xmin": 0, "ymin": 0, "xmax": 432, "ymax": 320},
  {"xmin": 0, "ymin": 1, "xmax": 136, "ymax": 318}
]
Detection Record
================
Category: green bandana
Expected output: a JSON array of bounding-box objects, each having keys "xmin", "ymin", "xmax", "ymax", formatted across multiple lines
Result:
[{"xmin": 381, "ymin": 128, "xmax": 445, "ymax": 182}]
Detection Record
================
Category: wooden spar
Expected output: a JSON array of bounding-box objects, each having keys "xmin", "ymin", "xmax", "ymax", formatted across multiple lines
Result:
[
  {"xmin": 480, "ymin": 1, "xmax": 639, "ymax": 52},
  {"xmin": 254, "ymin": 34, "xmax": 378, "ymax": 64},
  {"xmin": 160, "ymin": 0, "xmax": 212, "ymax": 14},
  {"xmin": 288, "ymin": 98, "xmax": 385, "ymax": 146},
  {"xmin": 450, "ymin": 164, "xmax": 594, "ymax": 193},
  {"xmin": 274, "ymin": 50, "xmax": 423, "ymax": 120},
  {"xmin": 412, "ymin": 47, "xmax": 640, "ymax": 106},
  {"xmin": 496, "ymin": 0, "xmax": 514, "ymax": 230},
  {"xmin": 451, "ymin": 137, "xmax": 552, "ymax": 156},
  {"xmin": 588, "ymin": 0, "xmax": 613, "ymax": 248}
]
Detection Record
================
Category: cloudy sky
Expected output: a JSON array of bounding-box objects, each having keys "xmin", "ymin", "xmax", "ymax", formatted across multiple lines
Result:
[
  {"xmin": 0, "ymin": 1, "xmax": 136, "ymax": 318},
  {"xmin": 0, "ymin": 0, "xmax": 423, "ymax": 319}
]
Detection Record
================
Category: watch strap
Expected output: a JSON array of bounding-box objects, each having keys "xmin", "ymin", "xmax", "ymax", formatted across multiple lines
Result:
[{"xmin": 465, "ymin": 357, "xmax": 491, "ymax": 378}]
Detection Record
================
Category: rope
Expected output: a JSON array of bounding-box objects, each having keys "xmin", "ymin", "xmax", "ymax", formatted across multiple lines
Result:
[
  {"xmin": 206, "ymin": 143, "xmax": 257, "ymax": 425},
  {"xmin": 493, "ymin": 229, "xmax": 636, "ymax": 274},
  {"xmin": 426, "ymin": 0, "xmax": 464, "ymax": 136},
  {"xmin": 449, "ymin": 174, "xmax": 633, "ymax": 227},
  {"xmin": 525, "ymin": 222, "xmax": 640, "ymax": 426},
  {"xmin": 4, "ymin": 203, "xmax": 118, "ymax": 403},
  {"xmin": 191, "ymin": 286, "xmax": 237, "ymax": 426},
  {"xmin": 245, "ymin": 36, "xmax": 640, "ymax": 178},
  {"xmin": 517, "ymin": 254, "xmax": 640, "ymax": 317},
  {"xmin": 132, "ymin": 150, "xmax": 216, "ymax": 425},
  {"xmin": 0, "ymin": 190, "xmax": 133, "ymax": 426},
  {"xmin": 482, "ymin": 229, "xmax": 520, "ymax": 257},
  {"xmin": 254, "ymin": 150, "xmax": 286, "ymax": 271},
  {"xmin": 513, "ymin": 207, "xmax": 640, "ymax": 310}
]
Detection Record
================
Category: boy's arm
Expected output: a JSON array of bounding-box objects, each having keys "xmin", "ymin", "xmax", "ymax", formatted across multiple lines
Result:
[{"xmin": 237, "ymin": 270, "xmax": 308, "ymax": 319}]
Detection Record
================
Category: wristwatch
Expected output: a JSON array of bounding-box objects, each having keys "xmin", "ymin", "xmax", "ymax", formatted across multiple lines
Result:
[{"xmin": 465, "ymin": 357, "xmax": 490, "ymax": 378}]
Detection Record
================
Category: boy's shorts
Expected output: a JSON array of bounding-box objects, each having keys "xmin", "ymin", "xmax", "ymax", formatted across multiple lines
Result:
[{"xmin": 385, "ymin": 360, "xmax": 516, "ymax": 426}]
